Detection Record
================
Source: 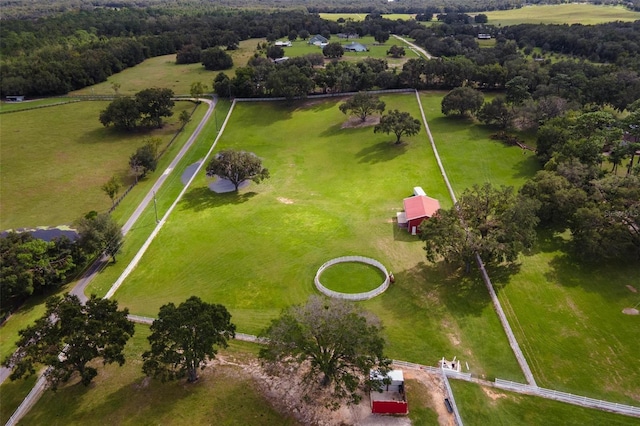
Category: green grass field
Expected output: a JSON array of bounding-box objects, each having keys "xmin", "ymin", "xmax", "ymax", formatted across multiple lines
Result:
[
  {"xmin": 0, "ymin": 98, "xmax": 77, "ymax": 113},
  {"xmin": 271, "ymin": 36, "xmax": 418, "ymax": 68},
  {"xmin": 319, "ymin": 261, "xmax": 386, "ymax": 294},
  {"xmin": 450, "ymin": 380, "xmax": 640, "ymax": 425},
  {"xmin": 86, "ymin": 93, "xmax": 524, "ymax": 383},
  {"xmin": 0, "ymin": 101, "xmax": 196, "ymax": 230},
  {"xmin": 8, "ymin": 326, "xmax": 299, "ymax": 426},
  {"xmin": 71, "ymin": 39, "xmax": 263, "ymax": 96},
  {"xmin": 419, "ymin": 92, "xmax": 640, "ymax": 404},
  {"xmin": 320, "ymin": 13, "xmax": 417, "ymax": 22},
  {"xmin": 482, "ymin": 4, "xmax": 640, "ymax": 26}
]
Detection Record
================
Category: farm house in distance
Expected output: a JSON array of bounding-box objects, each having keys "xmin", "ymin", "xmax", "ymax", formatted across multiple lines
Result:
[
  {"xmin": 369, "ymin": 370, "xmax": 408, "ymax": 415},
  {"xmin": 397, "ymin": 187, "xmax": 441, "ymax": 235}
]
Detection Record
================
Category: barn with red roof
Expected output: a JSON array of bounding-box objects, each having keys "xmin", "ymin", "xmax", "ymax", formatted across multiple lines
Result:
[{"xmin": 397, "ymin": 187, "xmax": 440, "ymax": 235}]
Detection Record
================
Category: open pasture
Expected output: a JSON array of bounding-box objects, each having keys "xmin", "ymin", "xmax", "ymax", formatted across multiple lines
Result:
[
  {"xmin": 450, "ymin": 380, "xmax": 640, "ymax": 425},
  {"xmin": 8, "ymin": 326, "xmax": 299, "ymax": 426},
  {"xmin": 0, "ymin": 101, "xmax": 195, "ymax": 230},
  {"xmin": 481, "ymin": 4, "xmax": 640, "ymax": 26},
  {"xmin": 320, "ymin": 13, "xmax": 415, "ymax": 22},
  {"xmin": 100, "ymin": 93, "xmax": 524, "ymax": 381},
  {"xmin": 270, "ymin": 37, "xmax": 418, "ymax": 67},
  {"xmin": 71, "ymin": 39, "xmax": 263, "ymax": 96},
  {"xmin": 420, "ymin": 92, "xmax": 640, "ymax": 403}
]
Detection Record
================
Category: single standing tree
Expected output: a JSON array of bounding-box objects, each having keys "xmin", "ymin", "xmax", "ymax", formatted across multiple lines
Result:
[
  {"xmin": 76, "ymin": 212, "xmax": 123, "ymax": 262},
  {"xmin": 3, "ymin": 294, "xmax": 134, "ymax": 390},
  {"xmin": 374, "ymin": 109, "xmax": 421, "ymax": 144},
  {"xmin": 206, "ymin": 149, "xmax": 270, "ymax": 191},
  {"xmin": 101, "ymin": 175, "xmax": 121, "ymax": 207},
  {"xmin": 201, "ymin": 47, "xmax": 234, "ymax": 70},
  {"xmin": 322, "ymin": 42, "xmax": 344, "ymax": 59},
  {"xmin": 190, "ymin": 81, "xmax": 208, "ymax": 100},
  {"xmin": 420, "ymin": 183, "xmax": 540, "ymax": 273},
  {"xmin": 142, "ymin": 296, "xmax": 236, "ymax": 383},
  {"xmin": 259, "ymin": 296, "xmax": 390, "ymax": 408},
  {"xmin": 387, "ymin": 45, "xmax": 406, "ymax": 58},
  {"xmin": 441, "ymin": 87, "xmax": 484, "ymax": 117},
  {"xmin": 129, "ymin": 138, "xmax": 159, "ymax": 182},
  {"xmin": 339, "ymin": 92, "xmax": 386, "ymax": 123},
  {"xmin": 135, "ymin": 88, "xmax": 174, "ymax": 128},
  {"xmin": 179, "ymin": 110, "xmax": 191, "ymax": 128},
  {"xmin": 374, "ymin": 30, "xmax": 390, "ymax": 44},
  {"xmin": 267, "ymin": 45, "xmax": 285, "ymax": 61},
  {"xmin": 478, "ymin": 96, "xmax": 513, "ymax": 129},
  {"xmin": 99, "ymin": 96, "xmax": 140, "ymax": 130}
]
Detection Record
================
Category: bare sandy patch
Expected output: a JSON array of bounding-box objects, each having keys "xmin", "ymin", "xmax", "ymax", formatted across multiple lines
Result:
[
  {"xmin": 626, "ymin": 285, "xmax": 637, "ymax": 293},
  {"xmin": 277, "ymin": 197, "xmax": 294, "ymax": 204},
  {"xmin": 341, "ymin": 115, "xmax": 381, "ymax": 129},
  {"xmin": 482, "ymin": 386, "xmax": 509, "ymax": 402},
  {"xmin": 403, "ymin": 368, "xmax": 455, "ymax": 426}
]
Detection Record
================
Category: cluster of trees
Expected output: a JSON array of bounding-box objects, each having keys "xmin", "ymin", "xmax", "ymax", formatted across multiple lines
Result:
[
  {"xmin": 5, "ymin": 293, "xmax": 388, "ymax": 408},
  {"xmin": 4, "ymin": 0, "xmax": 637, "ymax": 20},
  {"xmin": 0, "ymin": 213, "xmax": 122, "ymax": 315},
  {"xmin": 4, "ymin": 6, "xmax": 640, "ymax": 105},
  {"xmin": 100, "ymin": 88, "xmax": 175, "ymax": 130},
  {"xmin": 426, "ymin": 95, "xmax": 639, "ymax": 271}
]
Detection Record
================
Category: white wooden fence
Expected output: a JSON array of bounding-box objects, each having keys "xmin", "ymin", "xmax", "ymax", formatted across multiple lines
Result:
[{"xmin": 314, "ymin": 256, "xmax": 390, "ymax": 301}]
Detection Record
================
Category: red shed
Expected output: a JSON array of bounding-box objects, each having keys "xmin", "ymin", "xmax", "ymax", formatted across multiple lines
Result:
[
  {"xmin": 403, "ymin": 195, "xmax": 440, "ymax": 234},
  {"xmin": 370, "ymin": 370, "xmax": 408, "ymax": 415}
]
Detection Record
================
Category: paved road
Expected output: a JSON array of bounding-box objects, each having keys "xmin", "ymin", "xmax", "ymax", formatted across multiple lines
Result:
[
  {"xmin": 69, "ymin": 97, "xmax": 216, "ymax": 303},
  {"xmin": 0, "ymin": 98, "xmax": 216, "ymax": 388},
  {"xmin": 392, "ymin": 34, "xmax": 434, "ymax": 59}
]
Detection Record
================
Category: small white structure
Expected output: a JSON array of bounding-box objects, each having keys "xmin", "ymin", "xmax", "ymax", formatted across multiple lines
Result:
[
  {"xmin": 274, "ymin": 57, "xmax": 289, "ymax": 64},
  {"xmin": 439, "ymin": 356, "xmax": 462, "ymax": 372},
  {"xmin": 413, "ymin": 186, "xmax": 426, "ymax": 196},
  {"xmin": 275, "ymin": 40, "xmax": 292, "ymax": 47}
]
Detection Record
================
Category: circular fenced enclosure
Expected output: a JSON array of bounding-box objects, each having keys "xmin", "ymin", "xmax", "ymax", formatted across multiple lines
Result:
[{"xmin": 314, "ymin": 256, "xmax": 390, "ymax": 301}]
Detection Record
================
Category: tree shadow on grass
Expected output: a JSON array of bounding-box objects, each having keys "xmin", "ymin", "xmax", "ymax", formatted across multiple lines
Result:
[
  {"xmin": 295, "ymin": 98, "xmax": 341, "ymax": 113},
  {"xmin": 511, "ymin": 152, "xmax": 541, "ymax": 180},
  {"xmin": 180, "ymin": 187, "xmax": 257, "ymax": 212},
  {"xmin": 524, "ymin": 229, "xmax": 639, "ymax": 301},
  {"xmin": 355, "ymin": 141, "xmax": 407, "ymax": 164},
  {"xmin": 387, "ymin": 261, "xmax": 491, "ymax": 318},
  {"xmin": 319, "ymin": 122, "xmax": 346, "ymax": 138},
  {"xmin": 27, "ymin": 376, "xmax": 191, "ymax": 425},
  {"xmin": 426, "ymin": 116, "xmax": 471, "ymax": 133},
  {"xmin": 391, "ymin": 221, "xmax": 418, "ymax": 242}
]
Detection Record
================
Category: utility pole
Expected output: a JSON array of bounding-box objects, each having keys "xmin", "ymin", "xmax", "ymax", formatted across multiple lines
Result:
[{"xmin": 153, "ymin": 191, "xmax": 159, "ymax": 223}]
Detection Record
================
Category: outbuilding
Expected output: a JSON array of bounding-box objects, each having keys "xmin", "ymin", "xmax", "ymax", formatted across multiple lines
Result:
[
  {"xmin": 403, "ymin": 194, "xmax": 440, "ymax": 235},
  {"xmin": 344, "ymin": 42, "xmax": 368, "ymax": 52},
  {"xmin": 308, "ymin": 34, "xmax": 329, "ymax": 46},
  {"xmin": 370, "ymin": 370, "xmax": 408, "ymax": 415}
]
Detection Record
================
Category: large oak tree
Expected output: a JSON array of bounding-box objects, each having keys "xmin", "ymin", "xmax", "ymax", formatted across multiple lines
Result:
[
  {"xmin": 420, "ymin": 183, "xmax": 540, "ymax": 272},
  {"xmin": 206, "ymin": 149, "xmax": 270, "ymax": 191},
  {"xmin": 142, "ymin": 296, "xmax": 236, "ymax": 383},
  {"xmin": 259, "ymin": 296, "xmax": 390, "ymax": 408},
  {"xmin": 339, "ymin": 92, "xmax": 385, "ymax": 123},
  {"xmin": 373, "ymin": 109, "xmax": 421, "ymax": 144},
  {"xmin": 3, "ymin": 294, "xmax": 134, "ymax": 390}
]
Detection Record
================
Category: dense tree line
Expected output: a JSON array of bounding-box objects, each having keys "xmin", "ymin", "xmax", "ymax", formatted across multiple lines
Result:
[
  {"xmin": 3, "ymin": 0, "xmax": 637, "ymax": 20},
  {"xmin": 0, "ymin": 213, "xmax": 122, "ymax": 316}
]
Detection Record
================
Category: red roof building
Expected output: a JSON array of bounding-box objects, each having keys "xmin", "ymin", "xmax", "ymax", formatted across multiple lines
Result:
[{"xmin": 402, "ymin": 195, "xmax": 440, "ymax": 234}]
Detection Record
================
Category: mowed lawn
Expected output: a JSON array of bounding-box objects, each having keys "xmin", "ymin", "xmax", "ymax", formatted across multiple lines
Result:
[
  {"xmin": 420, "ymin": 92, "xmax": 640, "ymax": 403},
  {"xmin": 105, "ymin": 93, "xmax": 524, "ymax": 381},
  {"xmin": 0, "ymin": 101, "xmax": 195, "ymax": 230},
  {"xmin": 449, "ymin": 380, "xmax": 640, "ymax": 426}
]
